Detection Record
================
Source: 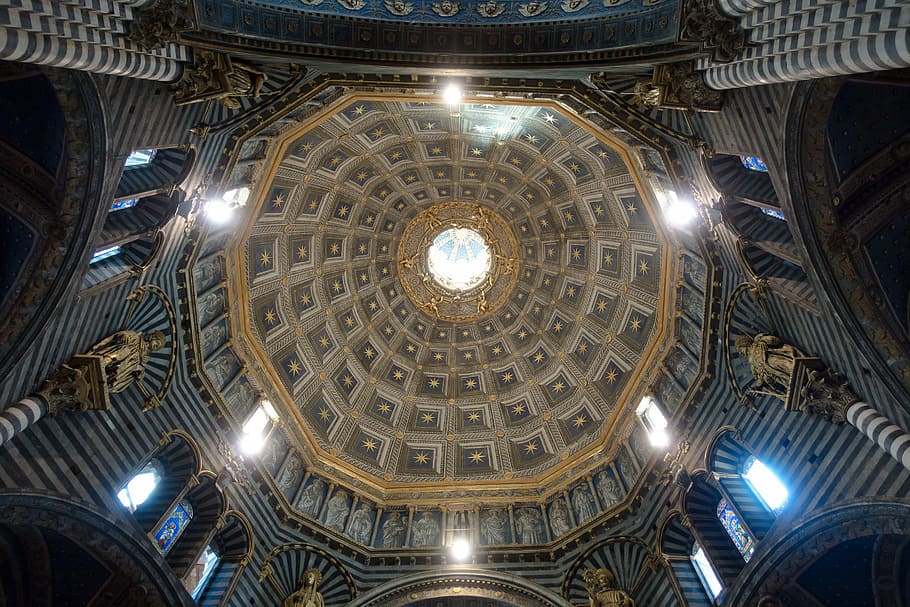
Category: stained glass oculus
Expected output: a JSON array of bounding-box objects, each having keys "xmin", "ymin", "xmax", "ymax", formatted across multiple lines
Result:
[{"xmin": 427, "ymin": 227, "xmax": 491, "ymax": 291}]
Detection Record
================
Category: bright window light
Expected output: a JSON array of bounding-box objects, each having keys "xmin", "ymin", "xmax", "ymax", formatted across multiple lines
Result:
[
  {"xmin": 240, "ymin": 403, "xmax": 276, "ymax": 455},
  {"xmin": 124, "ymin": 149, "xmax": 156, "ymax": 168},
  {"xmin": 222, "ymin": 187, "xmax": 250, "ymax": 206},
  {"xmin": 450, "ymin": 537, "xmax": 471, "ymax": 562},
  {"xmin": 206, "ymin": 199, "xmax": 235, "ymax": 224},
  {"xmin": 691, "ymin": 543, "xmax": 723, "ymax": 601},
  {"xmin": 665, "ymin": 198, "xmax": 698, "ymax": 227},
  {"xmin": 427, "ymin": 227, "xmax": 491, "ymax": 291},
  {"xmin": 636, "ymin": 396, "xmax": 669, "ymax": 447},
  {"xmin": 188, "ymin": 544, "xmax": 220, "ymax": 599},
  {"xmin": 117, "ymin": 460, "xmax": 162, "ymax": 513},
  {"xmin": 743, "ymin": 456, "xmax": 788, "ymax": 512},
  {"xmin": 443, "ymin": 83, "xmax": 462, "ymax": 105},
  {"xmin": 90, "ymin": 245, "xmax": 121, "ymax": 264}
]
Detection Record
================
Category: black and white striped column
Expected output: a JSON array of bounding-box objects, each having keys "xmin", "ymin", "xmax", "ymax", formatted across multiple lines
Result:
[
  {"xmin": 846, "ymin": 401, "xmax": 910, "ymax": 472},
  {"xmin": 0, "ymin": 396, "xmax": 49, "ymax": 448},
  {"xmin": 700, "ymin": 0, "xmax": 910, "ymax": 88}
]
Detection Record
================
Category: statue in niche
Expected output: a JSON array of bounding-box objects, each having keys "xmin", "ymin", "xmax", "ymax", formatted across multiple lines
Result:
[
  {"xmin": 560, "ymin": 0, "xmax": 589, "ymax": 12},
  {"xmin": 735, "ymin": 333, "xmax": 804, "ymax": 398},
  {"xmin": 194, "ymin": 256, "xmax": 221, "ymax": 290},
  {"xmin": 596, "ymin": 471, "xmax": 623, "ymax": 507},
  {"xmin": 277, "ymin": 456, "xmax": 301, "ymax": 493},
  {"xmin": 87, "ymin": 330, "xmax": 166, "ymax": 397},
  {"xmin": 480, "ymin": 508, "xmax": 508, "ymax": 544},
  {"xmin": 348, "ymin": 503, "xmax": 374, "ymax": 544},
  {"xmin": 324, "ymin": 490, "xmax": 350, "ymax": 531},
  {"xmin": 583, "ymin": 568, "xmax": 636, "ymax": 607},
  {"xmin": 549, "ymin": 497, "xmax": 571, "ymax": 537},
  {"xmin": 572, "ymin": 485, "xmax": 597, "ymax": 522},
  {"xmin": 283, "ymin": 568, "xmax": 325, "ymax": 607},
  {"xmin": 297, "ymin": 479, "xmax": 325, "ymax": 518},
  {"xmin": 412, "ymin": 511, "xmax": 439, "ymax": 546},
  {"xmin": 515, "ymin": 508, "xmax": 543, "ymax": 544},
  {"xmin": 228, "ymin": 379, "xmax": 253, "ymax": 416},
  {"xmin": 382, "ymin": 512, "xmax": 406, "ymax": 547}
]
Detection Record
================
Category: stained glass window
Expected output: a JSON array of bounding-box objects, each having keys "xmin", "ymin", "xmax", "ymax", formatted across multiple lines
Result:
[
  {"xmin": 153, "ymin": 499, "xmax": 194, "ymax": 555},
  {"xmin": 739, "ymin": 155, "xmax": 769, "ymax": 172},
  {"xmin": 185, "ymin": 544, "xmax": 220, "ymax": 599},
  {"xmin": 691, "ymin": 543, "xmax": 723, "ymax": 601},
  {"xmin": 111, "ymin": 197, "xmax": 139, "ymax": 212},
  {"xmin": 717, "ymin": 498, "xmax": 754, "ymax": 562},
  {"xmin": 743, "ymin": 456, "xmax": 789, "ymax": 513},
  {"xmin": 90, "ymin": 245, "xmax": 121, "ymax": 264},
  {"xmin": 117, "ymin": 459, "xmax": 162, "ymax": 513},
  {"xmin": 761, "ymin": 208, "xmax": 786, "ymax": 221},
  {"xmin": 125, "ymin": 149, "xmax": 157, "ymax": 168}
]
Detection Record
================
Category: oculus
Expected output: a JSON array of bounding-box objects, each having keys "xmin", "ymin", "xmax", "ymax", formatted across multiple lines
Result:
[{"xmin": 427, "ymin": 227, "xmax": 491, "ymax": 291}]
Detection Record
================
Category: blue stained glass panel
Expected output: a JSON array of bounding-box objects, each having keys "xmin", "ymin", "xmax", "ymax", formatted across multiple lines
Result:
[
  {"xmin": 111, "ymin": 197, "xmax": 139, "ymax": 212},
  {"xmin": 154, "ymin": 499, "xmax": 193, "ymax": 555},
  {"xmin": 717, "ymin": 498, "xmax": 754, "ymax": 562},
  {"xmin": 739, "ymin": 155, "xmax": 769, "ymax": 173},
  {"xmin": 762, "ymin": 208, "xmax": 786, "ymax": 221}
]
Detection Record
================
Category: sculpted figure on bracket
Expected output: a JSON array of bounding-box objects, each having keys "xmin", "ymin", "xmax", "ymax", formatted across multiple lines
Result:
[
  {"xmin": 283, "ymin": 568, "xmax": 324, "ymax": 607},
  {"xmin": 735, "ymin": 333, "xmax": 804, "ymax": 398},
  {"xmin": 583, "ymin": 568, "xmax": 636, "ymax": 607}
]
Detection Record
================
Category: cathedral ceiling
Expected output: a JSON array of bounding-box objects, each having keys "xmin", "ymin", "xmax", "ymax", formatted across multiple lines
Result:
[{"xmin": 222, "ymin": 94, "xmax": 675, "ymax": 502}]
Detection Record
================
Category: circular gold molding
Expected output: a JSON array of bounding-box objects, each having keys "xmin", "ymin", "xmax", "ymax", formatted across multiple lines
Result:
[{"xmin": 397, "ymin": 202, "xmax": 519, "ymax": 322}]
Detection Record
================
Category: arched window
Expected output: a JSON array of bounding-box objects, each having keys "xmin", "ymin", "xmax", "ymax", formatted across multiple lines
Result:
[
  {"xmin": 154, "ymin": 499, "xmax": 194, "ymax": 555},
  {"xmin": 190, "ymin": 512, "xmax": 253, "ymax": 606},
  {"xmin": 185, "ymin": 544, "xmax": 219, "ymax": 598},
  {"xmin": 738, "ymin": 155, "xmax": 769, "ymax": 173},
  {"xmin": 691, "ymin": 542, "xmax": 723, "ymax": 602},
  {"xmin": 716, "ymin": 498, "xmax": 755, "ymax": 562},
  {"xmin": 742, "ymin": 455, "xmax": 788, "ymax": 513},
  {"xmin": 117, "ymin": 459, "xmax": 163, "ymax": 513},
  {"xmin": 635, "ymin": 395, "xmax": 669, "ymax": 447},
  {"xmin": 125, "ymin": 149, "xmax": 157, "ymax": 168}
]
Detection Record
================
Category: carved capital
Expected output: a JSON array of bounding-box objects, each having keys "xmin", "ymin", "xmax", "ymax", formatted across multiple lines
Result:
[
  {"xmin": 680, "ymin": 0, "xmax": 745, "ymax": 62},
  {"xmin": 173, "ymin": 51, "xmax": 267, "ymax": 109},
  {"xmin": 792, "ymin": 366, "xmax": 861, "ymax": 424},
  {"xmin": 648, "ymin": 62, "xmax": 723, "ymax": 112},
  {"xmin": 35, "ymin": 356, "xmax": 110, "ymax": 416},
  {"xmin": 128, "ymin": 0, "xmax": 195, "ymax": 51}
]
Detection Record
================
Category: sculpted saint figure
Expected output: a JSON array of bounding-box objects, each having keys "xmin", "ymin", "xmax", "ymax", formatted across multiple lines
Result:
[
  {"xmin": 382, "ymin": 512, "xmax": 406, "ymax": 547},
  {"xmin": 573, "ymin": 485, "xmax": 597, "ymax": 522},
  {"xmin": 298, "ymin": 479, "xmax": 325, "ymax": 518},
  {"xmin": 412, "ymin": 511, "xmax": 439, "ymax": 546},
  {"xmin": 480, "ymin": 508, "xmax": 507, "ymax": 544},
  {"xmin": 549, "ymin": 497, "xmax": 571, "ymax": 537},
  {"xmin": 515, "ymin": 508, "xmax": 543, "ymax": 544},
  {"xmin": 596, "ymin": 471, "xmax": 623, "ymax": 507},
  {"xmin": 582, "ymin": 568, "xmax": 636, "ymax": 607},
  {"xmin": 735, "ymin": 333, "xmax": 804, "ymax": 396},
  {"xmin": 283, "ymin": 568, "xmax": 325, "ymax": 607},
  {"xmin": 324, "ymin": 490, "xmax": 350, "ymax": 531},
  {"xmin": 88, "ymin": 330, "xmax": 167, "ymax": 408},
  {"xmin": 348, "ymin": 503, "xmax": 374, "ymax": 544}
]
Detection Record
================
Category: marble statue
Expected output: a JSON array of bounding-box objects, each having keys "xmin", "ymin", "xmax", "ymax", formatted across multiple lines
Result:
[
  {"xmin": 596, "ymin": 471, "xmax": 623, "ymax": 507},
  {"xmin": 297, "ymin": 478, "xmax": 325, "ymax": 518},
  {"xmin": 88, "ymin": 330, "xmax": 166, "ymax": 395},
  {"xmin": 549, "ymin": 497, "xmax": 571, "ymax": 537},
  {"xmin": 735, "ymin": 333, "xmax": 804, "ymax": 396},
  {"xmin": 583, "ymin": 568, "xmax": 635, "ymax": 607},
  {"xmin": 573, "ymin": 485, "xmax": 597, "ymax": 522},
  {"xmin": 283, "ymin": 568, "xmax": 324, "ymax": 607},
  {"xmin": 324, "ymin": 490, "xmax": 350, "ymax": 531}
]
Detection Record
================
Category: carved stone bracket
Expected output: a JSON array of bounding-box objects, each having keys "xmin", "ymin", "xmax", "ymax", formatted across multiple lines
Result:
[
  {"xmin": 128, "ymin": 0, "xmax": 195, "ymax": 51},
  {"xmin": 787, "ymin": 359, "xmax": 861, "ymax": 424},
  {"xmin": 679, "ymin": 0, "xmax": 745, "ymax": 62},
  {"xmin": 35, "ymin": 355, "xmax": 111, "ymax": 416},
  {"xmin": 640, "ymin": 62, "xmax": 723, "ymax": 112},
  {"xmin": 173, "ymin": 51, "xmax": 267, "ymax": 109}
]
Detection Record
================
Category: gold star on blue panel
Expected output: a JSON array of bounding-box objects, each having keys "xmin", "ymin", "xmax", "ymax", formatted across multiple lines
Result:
[
  {"xmin": 481, "ymin": 321, "xmax": 496, "ymax": 336},
  {"xmin": 257, "ymin": 300, "xmax": 282, "ymax": 332},
  {"xmin": 407, "ymin": 447, "xmax": 435, "ymax": 470},
  {"xmin": 635, "ymin": 252, "xmax": 657, "ymax": 284},
  {"xmin": 528, "ymin": 299, "xmax": 546, "ymax": 319},
  {"xmin": 520, "ymin": 128, "xmax": 548, "ymax": 148},
  {"xmin": 562, "ymin": 281, "xmax": 582, "ymax": 304},
  {"xmin": 512, "ymin": 324, "xmax": 532, "ymax": 344},
  {"xmin": 516, "ymin": 220, "xmax": 532, "ymax": 237},
  {"xmin": 513, "ymin": 435, "xmax": 546, "ymax": 463},
  {"xmin": 337, "ymin": 309, "xmax": 360, "ymax": 334},
  {"xmin": 429, "ymin": 349, "xmax": 447, "ymax": 365},
  {"xmin": 353, "ymin": 238, "xmax": 370, "ymax": 258},
  {"xmin": 356, "ymin": 268, "xmax": 372, "ymax": 287},
  {"xmin": 393, "ymin": 199, "xmax": 407, "ymax": 213},
  {"xmin": 591, "ymin": 293, "xmax": 615, "ymax": 322},
  {"xmin": 422, "ymin": 374, "xmax": 446, "ymax": 394},
  {"xmin": 401, "ymin": 171, "xmax": 420, "ymax": 186},
  {"xmin": 362, "ymin": 296, "xmax": 382, "ymax": 319},
  {"xmin": 400, "ymin": 341, "xmax": 420, "ymax": 360},
  {"xmin": 326, "ymin": 274, "xmax": 347, "ymax": 299},
  {"xmin": 395, "ymin": 306, "xmax": 410, "ymax": 323},
  {"xmin": 545, "ymin": 372, "xmax": 574, "ymax": 402},
  {"xmin": 366, "ymin": 121, "xmax": 394, "ymax": 141},
  {"xmin": 425, "ymin": 142, "xmax": 448, "ymax": 157},
  {"xmin": 462, "ymin": 167, "xmax": 483, "ymax": 181},
  {"xmin": 598, "ymin": 364, "xmax": 624, "ymax": 394},
  {"xmin": 379, "ymin": 322, "xmax": 397, "ymax": 342},
  {"xmin": 561, "ymin": 206, "xmax": 580, "ymax": 227},
  {"xmin": 589, "ymin": 199, "xmax": 610, "ymax": 224},
  {"xmin": 562, "ymin": 156, "xmax": 590, "ymax": 179},
  {"xmin": 324, "ymin": 238, "xmax": 344, "ymax": 259},
  {"xmin": 370, "ymin": 182, "xmax": 393, "ymax": 201},
  {"xmin": 548, "ymin": 314, "xmax": 570, "ymax": 338},
  {"xmin": 463, "ymin": 409, "xmax": 485, "ymax": 427},
  {"xmin": 308, "ymin": 397, "xmax": 336, "ymax": 432},
  {"xmin": 461, "ymin": 445, "xmax": 493, "ymax": 470},
  {"xmin": 359, "ymin": 210, "xmax": 377, "ymax": 229},
  {"xmin": 464, "ymin": 142, "xmax": 488, "ymax": 160},
  {"xmin": 372, "ymin": 396, "xmax": 396, "ymax": 421},
  {"xmin": 568, "ymin": 243, "xmax": 587, "ymax": 266},
  {"xmin": 487, "ymin": 341, "xmax": 506, "ymax": 359},
  {"xmin": 290, "ymin": 236, "xmax": 312, "ymax": 265},
  {"xmin": 537, "ymin": 212, "xmax": 555, "ymax": 233},
  {"xmin": 410, "ymin": 321, "xmax": 429, "ymax": 340},
  {"xmin": 341, "ymin": 101, "xmax": 376, "ymax": 121},
  {"xmin": 539, "ymin": 273, "xmax": 557, "ymax": 294},
  {"xmin": 600, "ymin": 247, "xmax": 619, "ymax": 272},
  {"xmin": 574, "ymin": 336, "xmax": 596, "ymax": 365},
  {"xmin": 521, "ymin": 267, "xmax": 536, "ymax": 286},
  {"xmin": 431, "ymin": 166, "xmax": 452, "ymax": 181},
  {"xmin": 622, "ymin": 311, "xmax": 652, "ymax": 343},
  {"xmin": 302, "ymin": 193, "xmax": 323, "ymax": 215},
  {"xmin": 264, "ymin": 187, "xmax": 289, "ymax": 214},
  {"xmin": 280, "ymin": 350, "xmax": 308, "ymax": 386},
  {"xmin": 357, "ymin": 340, "xmax": 380, "ymax": 368},
  {"xmin": 294, "ymin": 283, "xmax": 316, "ymax": 314},
  {"xmin": 506, "ymin": 151, "xmax": 528, "ymax": 168},
  {"xmin": 527, "ymin": 348, "xmax": 549, "ymax": 369},
  {"xmin": 503, "ymin": 399, "xmax": 533, "ymax": 424},
  {"xmin": 335, "ymin": 367, "xmax": 358, "ymax": 395},
  {"xmin": 386, "ymin": 146, "xmax": 408, "ymax": 164},
  {"xmin": 414, "ymin": 408, "xmax": 441, "ymax": 430},
  {"xmin": 496, "ymin": 366, "xmax": 519, "ymax": 390},
  {"xmin": 435, "ymin": 327, "xmax": 449, "ymax": 340},
  {"xmin": 310, "ymin": 328, "xmax": 335, "ymax": 358},
  {"xmin": 588, "ymin": 144, "xmax": 616, "ymax": 165},
  {"xmin": 292, "ymin": 136, "xmax": 317, "ymax": 158},
  {"xmin": 387, "ymin": 365, "xmax": 409, "ymax": 386},
  {"xmin": 333, "ymin": 200, "xmax": 354, "ymax": 222},
  {"xmin": 349, "ymin": 165, "xmax": 373, "ymax": 187},
  {"xmin": 563, "ymin": 406, "xmax": 596, "ymax": 438},
  {"xmin": 539, "ymin": 170, "xmax": 563, "ymax": 193},
  {"xmin": 538, "ymin": 110, "xmax": 562, "ymax": 129},
  {"xmin": 254, "ymin": 243, "xmax": 274, "ymax": 273},
  {"xmin": 460, "ymin": 375, "xmax": 481, "ymax": 394},
  {"xmin": 382, "ymin": 218, "xmax": 396, "ymax": 232},
  {"xmin": 352, "ymin": 429, "xmax": 383, "ymax": 462},
  {"xmin": 493, "ymin": 172, "xmax": 512, "ymax": 187},
  {"xmin": 621, "ymin": 194, "xmax": 648, "ymax": 224},
  {"xmin": 322, "ymin": 150, "xmax": 350, "ymax": 172}
]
